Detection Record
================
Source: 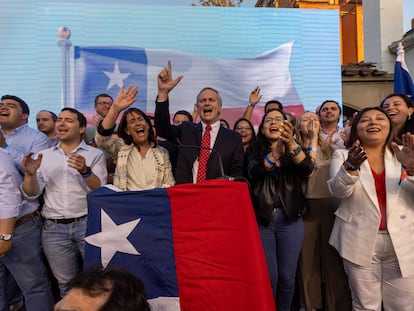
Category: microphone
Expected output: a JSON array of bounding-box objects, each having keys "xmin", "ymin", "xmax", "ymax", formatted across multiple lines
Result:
[{"xmin": 175, "ymin": 138, "xmax": 232, "ymax": 181}]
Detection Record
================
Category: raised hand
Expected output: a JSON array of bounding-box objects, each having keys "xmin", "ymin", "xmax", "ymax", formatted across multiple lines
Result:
[
  {"xmin": 22, "ymin": 152, "xmax": 43, "ymax": 176},
  {"xmin": 392, "ymin": 132, "xmax": 414, "ymax": 170},
  {"xmin": 278, "ymin": 120, "xmax": 295, "ymax": 147},
  {"xmin": 307, "ymin": 119, "xmax": 320, "ymax": 142},
  {"xmin": 157, "ymin": 60, "xmax": 183, "ymax": 101},
  {"xmin": 112, "ymin": 85, "xmax": 139, "ymax": 111},
  {"xmin": 249, "ymin": 87, "xmax": 262, "ymax": 106}
]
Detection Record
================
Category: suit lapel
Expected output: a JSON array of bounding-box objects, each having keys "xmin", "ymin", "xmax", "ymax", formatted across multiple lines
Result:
[
  {"xmin": 359, "ymin": 160, "xmax": 380, "ymax": 214},
  {"xmin": 384, "ymin": 149, "xmax": 402, "ymax": 217}
]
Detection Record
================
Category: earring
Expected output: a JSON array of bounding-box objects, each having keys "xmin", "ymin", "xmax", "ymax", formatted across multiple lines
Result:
[{"xmin": 409, "ymin": 114, "xmax": 412, "ymax": 121}]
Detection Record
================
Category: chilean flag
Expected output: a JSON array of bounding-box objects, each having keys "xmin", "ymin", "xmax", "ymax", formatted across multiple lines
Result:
[
  {"xmin": 394, "ymin": 42, "xmax": 414, "ymax": 97},
  {"xmin": 85, "ymin": 180, "xmax": 275, "ymax": 311},
  {"xmin": 74, "ymin": 43, "xmax": 304, "ymax": 126}
]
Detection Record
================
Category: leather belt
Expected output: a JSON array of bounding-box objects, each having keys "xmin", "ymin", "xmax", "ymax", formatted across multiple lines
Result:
[
  {"xmin": 15, "ymin": 211, "xmax": 39, "ymax": 227},
  {"xmin": 47, "ymin": 215, "xmax": 87, "ymax": 224}
]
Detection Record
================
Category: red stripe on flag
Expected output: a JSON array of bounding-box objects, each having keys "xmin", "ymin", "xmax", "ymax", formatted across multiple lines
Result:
[{"xmin": 168, "ymin": 180, "xmax": 275, "ymax": 311}]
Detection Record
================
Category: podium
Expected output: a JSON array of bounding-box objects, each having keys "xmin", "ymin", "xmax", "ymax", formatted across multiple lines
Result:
[{"xmin": 85, "ymin": 180, "xmax": 275, "ymax": 311}]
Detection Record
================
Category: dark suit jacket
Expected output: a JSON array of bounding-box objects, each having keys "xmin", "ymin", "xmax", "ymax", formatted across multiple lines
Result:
[{"xmin": 155, "ymin": 99, "xmax": 244, "ymax": 184}]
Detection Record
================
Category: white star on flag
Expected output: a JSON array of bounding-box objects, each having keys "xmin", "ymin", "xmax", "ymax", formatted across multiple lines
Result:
[
  {"xmin": 103, "ymin": 62, "xmax": 131, "ymax": 90},
  {"xmin": 85, "ymin": 209, "xmax": 141, "ymax": 268}
]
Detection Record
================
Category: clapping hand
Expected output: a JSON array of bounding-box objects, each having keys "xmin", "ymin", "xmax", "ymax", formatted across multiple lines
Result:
[
  {"xmin": 347, "ymin": 140, "xmax": 367, "ymax": 167},
  {"xmin": 392, "ymin": 132, "xmax": 414, "ymax": 174},
  {"xmin": 22, "ymin": 152, "xmax": 43, "ymax": 176}
]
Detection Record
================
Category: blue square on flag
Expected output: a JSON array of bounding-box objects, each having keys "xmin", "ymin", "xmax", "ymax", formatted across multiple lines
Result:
[{"xmin": 74, "ymin": 46, "xmax": 148, "ymax": 111}]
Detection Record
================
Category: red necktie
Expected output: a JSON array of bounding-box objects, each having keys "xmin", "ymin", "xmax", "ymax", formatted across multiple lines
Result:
[{"xmin": 196, "ymin": 125, "xmax": 212, "ymax": 183}]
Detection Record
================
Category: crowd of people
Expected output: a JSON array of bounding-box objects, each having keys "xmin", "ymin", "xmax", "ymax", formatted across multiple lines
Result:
[{"xmin": 1, "ymin": 60, "xmax": 414, "ymax": 311}]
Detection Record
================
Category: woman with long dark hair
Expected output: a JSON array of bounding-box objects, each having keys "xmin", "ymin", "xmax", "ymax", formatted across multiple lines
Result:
[
  {"xmin": 328, "ymin": 107, "xmax": 414, "ymax": 310},
  {"xmin": 380, "ymin": 93, "xmax": 414, "ymax": 143},
  {"xmin": 247, "ymin": 108, "xmax": 313, "ymax": 311},
  {"xmin": 95, "ymin": 85, "xmax": 174, "ymax": 190}
]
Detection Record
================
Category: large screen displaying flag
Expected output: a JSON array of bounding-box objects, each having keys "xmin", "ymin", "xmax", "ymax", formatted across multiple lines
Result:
[
  {"xmin": 0, "ymin": 2, "xmax": 341, "ymax": 128},
  {"xmin": 85, "ymin": 180, "xmax": 275, "ymax": 311}
]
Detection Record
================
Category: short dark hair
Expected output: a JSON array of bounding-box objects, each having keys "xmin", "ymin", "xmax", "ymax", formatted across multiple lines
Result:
[
  {"xmin": 173, "ymin": 110, "xmax": 193, "ymax": 123},
  {"xmin": 318, "ymin": 100, "xmax": 342, "ymax": 116},
  {"xmin": 94, "ymin": 94, "xmax": 113, "ymax": 105},
  {"xmin": 118, "ymin": 108, "xmax": 156, "ymax": 146},
  {"xmin": 1, "ymin": 95, "xmax": 30, "ymax": 115},
  {"xmin": 38, "ymin": 110, "xmax": 57, "ymax": 121},
  {"xmin": 68, "ymin": 267, "xmax": 150, "ymax": 311},
  {"xmin": 264, "ymin": 100, "xmax": 283, "ymax": 112},
  {"xmin": 61, "ymin": 108, "xmax": 87, "ymax": 128}
]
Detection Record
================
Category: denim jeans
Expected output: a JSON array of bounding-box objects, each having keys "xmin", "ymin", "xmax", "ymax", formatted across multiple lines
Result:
[
  {"xmin": 41, "ymin": 217, "xmax": 87, "ymax": 297},
  {"xmin": 259, "ymin": 208, "xmax": 304, "ymax": 311},
  {"xmin": 0, "ymin": 215, "xmax": 54, "ymax": 311}
]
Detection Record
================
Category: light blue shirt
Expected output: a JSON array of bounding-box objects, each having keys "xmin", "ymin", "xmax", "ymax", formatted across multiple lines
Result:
[
  {"xmin": 22, "ymin": 141, "xmax": 107, "ymax": 219},
  {"xmin": 0, "ymin": 149, "xmax": 23, "ymax": 219},
  {"xmin": 1, "ymin": 123, "xmax": 50, "ymax": 173}
]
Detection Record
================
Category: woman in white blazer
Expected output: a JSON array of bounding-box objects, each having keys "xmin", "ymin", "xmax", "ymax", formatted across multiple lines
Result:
[{"xmin": 327, "ymin": 107, "xmax": 414, "ymax": 311}]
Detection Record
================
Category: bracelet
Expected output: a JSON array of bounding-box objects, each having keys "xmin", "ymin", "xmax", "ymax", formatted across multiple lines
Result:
[
  {"xmin": 344, "ymin": 159, "xmax": 360, "ymax": 171},
  {"xmin": 248, "ymin": 104, "xmax": 256, "ymax": 107},
  {"xmin": 307, "ymin": 146, "xmax": 317, "ymax": 151},
  {"xmin": 2, "ymin": 143, "xmax": 8, "ymax": 149},
  {"xmin": 289, "ymin": 145, "xmax": 302, "ymax": 156},
  {"xmin": 265, "ymin": 155, "xmax": 276, "ymax": 166},
  {"xmin": 80, "ymin": 166, "xmax": 92, "ymax": 179}
]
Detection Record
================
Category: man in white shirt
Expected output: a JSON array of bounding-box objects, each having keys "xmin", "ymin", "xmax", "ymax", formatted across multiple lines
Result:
[{"xmin": 22, "ymin": 108, "xmax": 107, "ymax": 297}]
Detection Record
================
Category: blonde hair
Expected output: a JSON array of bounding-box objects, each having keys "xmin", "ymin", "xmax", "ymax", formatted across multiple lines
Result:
[{"xmin": 295, "ymin": 111, "xmax": 332, "ymax": 160}]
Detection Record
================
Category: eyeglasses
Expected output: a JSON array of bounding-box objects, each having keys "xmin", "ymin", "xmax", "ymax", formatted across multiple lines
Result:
[
  {"xmin": 235, "ymin": 126, "xmax": 253, "ymax": 132},
  {"xmin": 263, "ymin": 117, "xmax": 284, "ymax": 124},
  {"xmin": 96, "ymin": 102, "xmax": 112, "ymax": 106}
]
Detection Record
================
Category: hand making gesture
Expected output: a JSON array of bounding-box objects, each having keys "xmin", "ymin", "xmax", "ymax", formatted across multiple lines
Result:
[
  {"xmin": 249, "ymin": 87, "xmax": 262, "ymax": 106},
  {"xmin": 157, "ymin": 60, "xmax": 183, "ymax": 101}
]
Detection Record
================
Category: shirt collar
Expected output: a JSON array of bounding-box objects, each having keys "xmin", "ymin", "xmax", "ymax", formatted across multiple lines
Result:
[
  {"xmin": 201, "ymin": 120, "xmax": 221, "ymax": 132},
  {"xmin": 0, "ymin": 123, "xmax": 29, "ymax": 136},
  {"xmin": 54, "ymin": 140, "xmax": 91, "ymax": 153}
]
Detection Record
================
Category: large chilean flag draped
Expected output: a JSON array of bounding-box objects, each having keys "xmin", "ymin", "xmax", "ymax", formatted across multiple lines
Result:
[{"xmin": 85, "ymin": 180, "xmax": 275, "ymax": 311}]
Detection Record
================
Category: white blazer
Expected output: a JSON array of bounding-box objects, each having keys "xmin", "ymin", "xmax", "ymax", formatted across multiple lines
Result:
[{"xmin": 327, "ymin": 148, "xmax": 414, "ymax": 277}]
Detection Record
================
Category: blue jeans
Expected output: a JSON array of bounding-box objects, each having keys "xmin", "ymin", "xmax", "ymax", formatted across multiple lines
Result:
[
  {"xmin": 41, "ymin": 217, "xmax": 87, "ymax": 297},
  {"xmin": 259, "ymin": 208, "xmax": 304, "ymax": 311},
  {"xmin": 0, "ymin": 215, "xmax": 54, "ymax": 311}
]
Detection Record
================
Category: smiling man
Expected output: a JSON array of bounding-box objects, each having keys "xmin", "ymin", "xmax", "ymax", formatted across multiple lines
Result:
[
  {"xmin": 21, "ymin": 107, "xmax": 107, "ymax": 298},
  {"xmin": 318, "ymin": 100, "xmax": 346, "ymax": 149},
  {"xmin": 155, "ymin": 61, "xmax": 244, "ymax": 184},
  {"xmin": 0, "ymin": 95, "xmax": 49, "ymax": 172}
]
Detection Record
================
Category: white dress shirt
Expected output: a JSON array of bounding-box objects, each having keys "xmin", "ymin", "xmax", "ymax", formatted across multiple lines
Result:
[{"xmin": 22, "ymin": 141, "xmax": 107, "ymax": 219}]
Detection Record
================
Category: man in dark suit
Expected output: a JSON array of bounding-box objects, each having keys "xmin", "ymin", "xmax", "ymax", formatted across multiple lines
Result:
[{"xmin": 155, "ymin": 61, "xmax": 244, "ymax": 184}]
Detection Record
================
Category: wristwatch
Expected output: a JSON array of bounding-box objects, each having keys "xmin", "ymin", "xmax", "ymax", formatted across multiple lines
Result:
[
  {"xmin": 0, "ymin": 233, "xmax": 12, "ymax": 241},
  {"xmin": 289, "ymin": 144, "xmax": 302, "ymax": 156}
]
